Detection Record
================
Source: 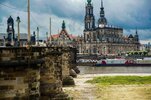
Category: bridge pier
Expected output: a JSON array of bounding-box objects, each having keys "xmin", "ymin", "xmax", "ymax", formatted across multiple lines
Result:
[
  {"xmin": 0, "ymin": 47, "xmax": 78, "ymax": 99},
  {"xmin": 0, "ymin": 63, "xmax": 41, "ymax": 100}
]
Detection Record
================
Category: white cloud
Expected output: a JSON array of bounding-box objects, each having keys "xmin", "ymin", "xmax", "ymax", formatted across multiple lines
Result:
[
  {"xmin": 124, "ymin": 29, "xmax": 151, "ymax": 43},
  {"xmin": 140, "ymin": 40, "xmax": 151, "ymax": 44},
  {"xmin": 0, "ymin": 5, "xmax": 84, "ymax": 39}
]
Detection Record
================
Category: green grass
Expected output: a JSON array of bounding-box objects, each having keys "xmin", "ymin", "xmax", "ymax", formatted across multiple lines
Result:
[{"xmin": 87, "ymin": 76, "xmax": 151, "ymax": 85}]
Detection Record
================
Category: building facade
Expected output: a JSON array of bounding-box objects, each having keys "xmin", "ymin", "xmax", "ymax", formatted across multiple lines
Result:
[
  {"xmin": 51, "ymin": 21, "xmax": 77, "ymax": 47},
  {"xmin": 78, "ymin": 0, "xmax": 140, "ymax": 56}
]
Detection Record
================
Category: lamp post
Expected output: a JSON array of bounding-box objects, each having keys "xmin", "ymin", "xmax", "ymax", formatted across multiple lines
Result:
[
  {"xmin": 49, "ymin": 17, "xmax": 52, "ymax": 44},
  {"xmin": 36, "ymin": 27, "xmax": 39, "ymax": 46},
  {"xmin": 3, "ymin": 36, "xmax": 5, "ymax": 46},
  {"xmin": 46, "ymin": 32, "xmax": 48, "ymax": 46},
  {"xmin": 16, "ymin": 16, "xmax": 21, "ymax": 46},
  {"xmin": 27, "ymin": 0, "xmax": 31, "ymax": 43}
]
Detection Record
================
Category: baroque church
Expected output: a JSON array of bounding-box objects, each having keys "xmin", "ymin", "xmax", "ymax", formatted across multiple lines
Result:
[{"xmin": 78, "ymin": 0, "xmax": 140, "ymax": 56}]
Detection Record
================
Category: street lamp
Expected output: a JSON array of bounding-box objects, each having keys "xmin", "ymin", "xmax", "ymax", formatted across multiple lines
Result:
[
  {"xmin": 36, "ymin": 27, "xmax": 39, "ymax": 46},
  {"xmin": 16, "ymin": 16, "xmax": 21, "ymax": 46},
  {"xmin": 3, "ymin": 36, "xmax": 5, "ymax": 46},
  {"xmin": 46, "ymin": 32, "xmax": 48, "ymax": 42},
  {"xmin": 46, "ymin": 32, "xmax": 49, "ymax": 46}
]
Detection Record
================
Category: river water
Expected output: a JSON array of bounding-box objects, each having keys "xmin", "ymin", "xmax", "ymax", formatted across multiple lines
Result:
[{"xmin": 78, "ymin": 66, "xmax": 151, "ymax": 74}]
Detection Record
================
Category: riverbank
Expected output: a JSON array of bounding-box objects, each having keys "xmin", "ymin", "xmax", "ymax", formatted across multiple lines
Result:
[{"xmin": 63, "ymin": 74, "xmax": 151, "ymax": 100}]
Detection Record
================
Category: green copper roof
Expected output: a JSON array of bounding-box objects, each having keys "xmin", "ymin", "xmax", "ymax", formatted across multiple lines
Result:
[
  {"xmin": 87, "ymin": 0, "xmax": 91, "ymax": 4},
  {"xmin": 62, "ymin": 20, "xmax": 66, "ymax": 29}
]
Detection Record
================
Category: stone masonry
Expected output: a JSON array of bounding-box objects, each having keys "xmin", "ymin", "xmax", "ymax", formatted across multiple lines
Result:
[{"xmin": 0, "ymin": 47, "xmax": 77, "ymax": 100}]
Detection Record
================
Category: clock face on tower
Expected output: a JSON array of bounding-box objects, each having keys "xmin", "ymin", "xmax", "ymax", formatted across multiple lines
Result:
[
  {"xmin": 9, "ymin": 25, "xmax": 12, "ymax": 29},
  {"xmin": 99, "ymin": 24, "xmax": 104, "ymax": 28}
]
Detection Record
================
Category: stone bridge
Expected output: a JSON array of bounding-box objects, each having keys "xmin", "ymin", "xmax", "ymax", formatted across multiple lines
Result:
[{"xmin": 0, "ymin": 47, "xmax": 79, "ymax": 100}]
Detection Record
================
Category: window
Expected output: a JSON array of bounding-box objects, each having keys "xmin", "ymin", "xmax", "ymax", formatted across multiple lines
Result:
[
  {"xmin": 87, "ymin": 22, "xmax": 90, "ymax": 29},
  {"xmin": 93, "ymin": 33, "xmax": 96, "ymax": 41},
  {"xmin": 87, "ymin": 34, "xmax": 90, "ymax": 41},
  {"xmin": 93, "ymin": 48, "xmax": 96, "ymax": 53},
  {"xmin": 97, "ymin": 32, "xmax": 100, "ymax": 39},
  {"xmin": 90, "ymin": 22, "xmax": 92, "ymax": 29}
]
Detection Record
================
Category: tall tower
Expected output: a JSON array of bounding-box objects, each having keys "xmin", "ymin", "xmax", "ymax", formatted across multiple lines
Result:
[
  {"xmin": 134, "ymin": 29, "xmax": 140, "ymax": 50},
  {"xmin": 7, "ymin": 16, "xmax": 15, "ymax": 45},
  {"xmin": 84, "ymin": 0, "xmax": 95, "ymax": 31},
  {"xmin": 134, "ymin": 29, "xmax": 139, "ymax": 43},
  {"xmin": 98, "ymin": 0, "xmax": 107, "ymax": 28}
]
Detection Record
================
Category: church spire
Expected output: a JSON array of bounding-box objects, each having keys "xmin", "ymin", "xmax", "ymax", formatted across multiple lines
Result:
[
  {"xmin": 136, "ymin": 28, "xmax": 138, "ymax": 35},
  {"xmin": 101, "ymin": 0, "xmax": 103, "ymax": 8},
  {"xmin": 62, "ymin": 20, "xmax": 66, "ymax": 30},
  {"xmin": 100, "ymin": 0, "xmax": 105, "ymax": 17},
  {"xmin": 134, "ymin": 28, "xmax": 139, "ymax": 42},
  {"xmin": 98, "ymin": 0, "xmax": 107, "ymax": 27}
]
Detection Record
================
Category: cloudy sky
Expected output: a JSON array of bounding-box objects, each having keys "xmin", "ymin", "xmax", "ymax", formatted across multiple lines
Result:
[{"xmin": 0, "ymin": 0, "xmax": 151, "ymax": 44}]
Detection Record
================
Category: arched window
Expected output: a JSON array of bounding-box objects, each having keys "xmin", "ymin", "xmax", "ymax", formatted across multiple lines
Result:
[
  {"xmin": 87, "ymin": 22, "xmax": 90, "ymax": 29},
  {"xmin": 93, "ymin": 33, "xmax": 96, "ymax": 41},
  {"xmin": 90, "ymin": 22, "xmax": 92, "ymax": 29}
]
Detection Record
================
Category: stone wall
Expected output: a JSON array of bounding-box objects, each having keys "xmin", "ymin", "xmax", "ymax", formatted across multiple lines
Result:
[
  {"xmin": 0, "ymin": 47, "xmax": 77, "ymax": 99},
  {"xmin": 0, "ymin": 47, "xmax": 42, "ymax": 99},
  {"xmin": 0, "ymin": 67, "xmax": 40, "ymax": 100}
]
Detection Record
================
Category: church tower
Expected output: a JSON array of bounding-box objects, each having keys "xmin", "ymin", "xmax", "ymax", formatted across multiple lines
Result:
[
  {"xmin": 98, "ymin": 0, "xmax": 107, "ymax": 28},
  {"xmin": 84, "ymin": 0, "xmax": 95, "ymax": 31}
]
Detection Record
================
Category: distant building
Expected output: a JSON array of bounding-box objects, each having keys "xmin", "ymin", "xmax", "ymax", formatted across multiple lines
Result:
[
  {"xmin": 0, "ymin": 16, "xmax": 36, "ymax": 46},
  {"xmin": 50, "ymin": 21, "xmax": 77, "ymax": 47},
  {"xmin": 0, "ymin": 33, "xmax": 28, "ymax": 46},
  {"xmin": 78, "ymin": 0, "xmax": 140, "ymax": 56},
  {"xmin": 140, "ymin": 44, "xmax": 147, "ymax": 51},
  {"xmin": 0, "ymin": 33, "xmax": 6, "ymax": 46}
]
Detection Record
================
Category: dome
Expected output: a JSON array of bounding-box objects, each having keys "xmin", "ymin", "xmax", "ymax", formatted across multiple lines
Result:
[
  {"xmin": 7, "ymin": 16, "xmax": 14, "ymax": 24},
  {"xmin": 98, "ymin": 17, "xmax": 107, "ymax": 25},
  {"xmin": 87, "ymin": 0, "xmax": 91, "ymax": 4}
]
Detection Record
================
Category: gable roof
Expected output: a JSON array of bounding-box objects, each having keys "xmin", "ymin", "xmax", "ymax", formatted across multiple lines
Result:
[
  {"xmin": 58, "ymin": 29, "xmax": 71, "ymax": 40},
  {"xmin": 50, "ymin": 33, "xmax": 77, "ymax": 40},
  {"xmin": 128, "ymin": 34, "xmax": 134, "ymax": 38}
]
